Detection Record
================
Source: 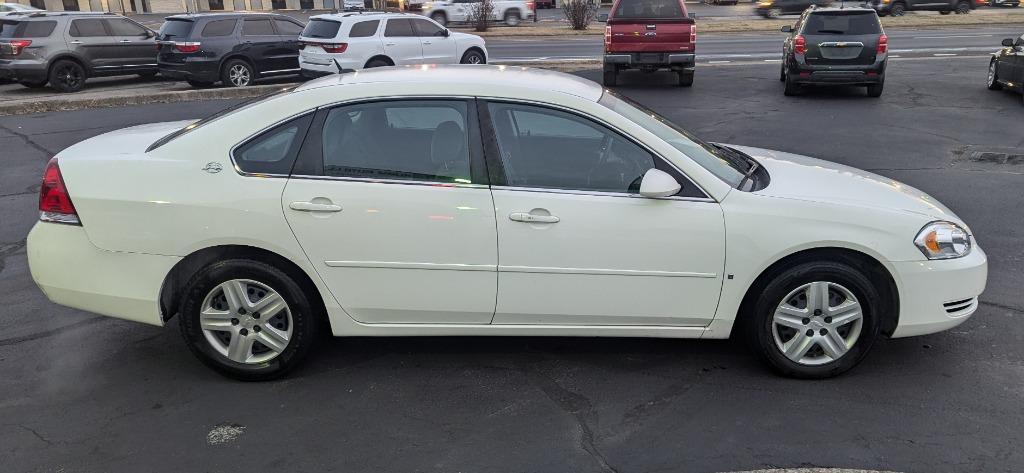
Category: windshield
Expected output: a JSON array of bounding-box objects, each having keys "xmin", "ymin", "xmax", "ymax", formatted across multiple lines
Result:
[
  {"xmin": 612, "ymin": 0, "xmax": 684, "ymax": 19},
  {"xmin": 598, "ymin": 90, "xmax": 748, "ymax": 188},
  {"xmin": 147, "ymin": 88, "xmax": 294, "ymax": 152},
  {"xmin": 803, "ymin": 12, "xmax": 882, "ymax": 35}
]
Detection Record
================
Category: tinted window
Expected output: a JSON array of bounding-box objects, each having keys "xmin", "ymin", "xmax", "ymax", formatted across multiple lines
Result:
[
  {"xmin": 487, "ymin": 102, "xmax": 655, "ymax": 194},
  {"xmin": 803, "ymin": 12, "xmax": 881, "ymax": 35},
  {"xmin": 242, "ymin": 18, "xmax": 274, "ymax": 36},
  {"xmin": 348, "ymin": 19, "xmax": 379, "ymax": 38},
  {"xmin": 201, "ymin": 19, "xmax": 236, "ymax": 37},
  {"xmin": 412, "ymin": 18, "xmax": 444, "ymax": 37},
  {"xmin": 383, "ymin": 18, "xmax": 415, "ymax": 37},
  {"xmin": 274, "ymin": 19, "xmax": 303, "ymax": 36},
  {"xmin": 321, "ymin": 101, "xmax": 472, "ymax": 184},
  {"xmin": 301, "ymin": 18, "xmax": 341, "ymax": 38},
  {"xmin": 612, "ymin": 0, "xmax": 684, "ymax": 19},
  {"xmin": 0, "ymin": 20, "xmax": 56, "ymax": 38},
  {"xmin": 69, "ymin": 19, "xmax": 109, "ymax": 37},
  {"xmin": 233, "ymin": 114, "xmax": 313, "ymax": 175},
  {"xmin": 159, "ymin": 19, "xmax": 194, "ymax": 39},
  {"xmin": 106, "ymin": 18, "xmax": 148, "ymax": 36}
]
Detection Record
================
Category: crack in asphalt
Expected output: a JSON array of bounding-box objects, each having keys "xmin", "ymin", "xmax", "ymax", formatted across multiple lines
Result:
[
  {"xmin": 0, "ymin": 317, "xmax": 107, "ymax": 347},
  {"xmin": 0, "ymin": 123, "xmax": 55, "ymax": 157},
  {"xmin": 18, "ymin": 424, "xmax": 54, "ymax": 446}
]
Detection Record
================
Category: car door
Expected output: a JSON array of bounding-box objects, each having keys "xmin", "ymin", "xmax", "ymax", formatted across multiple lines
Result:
[
  {"xmin": 103, "ymin": 17, "xmax": 156, "ymax": 70},
  {"xmin": 281, "ymin": 99, "xmax": 498, "ymax": 324},
  {"xmin": 412, "ymin": 18, "xmax": 456, "ymax": 64},
  {"xmin": 67, "ymin": 18, "xmax": 118, "ymax": 70},
  {"xmin": 483, "ymin": 101, "xmax": 726, "ymax": 326},
  {"xmin": 272, "ymin": 17, "xmax": 304, "ymax": 72},
  {"xmin": 382, "ymin": 18, "xmax": 422, "ymax": 64},
  {"xmin": 241, "ymin": 17, "xmax": 282, "ymax": 73}
]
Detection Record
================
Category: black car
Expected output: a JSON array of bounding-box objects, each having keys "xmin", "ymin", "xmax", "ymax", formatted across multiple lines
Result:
[
  {"xmin": 157, "ymin": 13, "xmax": 304, "ymax": 88},
  {"xmin": 864, "ymin": 0, "xmax": 982, "ymax": 16},
  {"xmin": 756, "ymin": 0, "xmax": 832, "ymax": 18},
  {"xmin": 780, "ymin": 6, "xmax": 887, "ymax": 97},
  {"xmin": 988, "ymin": 34, "xmax": 1024, "ymax": 104}
]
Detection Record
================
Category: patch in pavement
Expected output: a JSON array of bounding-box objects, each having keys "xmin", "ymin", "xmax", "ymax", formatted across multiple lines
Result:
[
  {"xmin": 206, "ymin": 423, "xmax": 246, "ymax": 445},
  {"xmin": 952, "ymin": 145, "xmax": 1024, "ymax": 174}
]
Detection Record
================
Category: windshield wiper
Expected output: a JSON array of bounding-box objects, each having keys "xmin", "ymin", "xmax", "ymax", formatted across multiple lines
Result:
[
  {"xmin": 816, "ymin": 29, "xmax": 847, "ymax": 34},
  {"xmin": 710, "ymin": 143, "xmax": 754, "ymax": 171}
]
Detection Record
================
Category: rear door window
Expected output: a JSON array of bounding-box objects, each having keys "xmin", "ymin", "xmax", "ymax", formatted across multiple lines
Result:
[
  {"xmin": 301, "ymin": 18, "xmax": 341, "ymax": 38},
  {"xmin": 158, "ymin": 18, "xmax": 194, "ymax": 40},
  {"xmin": 274, "ymin": 18, "xmax": 303, "ymax": 36},
  {"xmin": 69, "ymin": 18, "xmax": 110, "ymax": 37},
  {"xmin": 612, "ymin": 0, "xmax": 684, "ymax": 19},
  {"xmin": 384, "ymin": 18, "xmax": 415, "ymax": 37},
  {"xmin": 242, "ymin": 18, "xmax": 275, "ymax": 36},
  {"xmin": 803, "ymin": 12, "xmax": 881, "ymax": 35},
  {"xmin": 201, "ymin": 19, "xmax": 236, "ymax": 37},
  {"xmin": 412, "ymin": 18, "xmax": 444, "ymax": 37},
  {"xmin": 105, "ymin": 18, "xmax": 148, "ymax": 36},
  {"xmin": 348, "ymin": 20, "xmax": 379, "ymax": 38}
]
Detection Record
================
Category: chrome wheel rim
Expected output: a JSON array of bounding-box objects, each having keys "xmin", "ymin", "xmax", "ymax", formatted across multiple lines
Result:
[
  {"xmin": 228, "ymin": 64, "xmax": 251, "ymax": 87},
  {"xmin": 200, "ymin": 279, "xmax": 293, "ymax": 364},
  {"xmin": 466, "ymin": 54, "xmax": 483, "ymax": 64},
  {"xmin": 506, "ymin": 14, "xmax": 520, "ymax": 26},
  {"xmin": 772, "ymin": 281, "xmax": 864, "ymax": 366},
  {"xmin": 987, "ymin": 61, "xmax": 996, "ymax": 86}
]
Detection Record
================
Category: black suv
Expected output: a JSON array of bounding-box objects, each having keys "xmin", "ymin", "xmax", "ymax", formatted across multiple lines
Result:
[
  {"xmin": 780, "ymin": 6, "xmax": 887, "ymax": 97},
  {"xmin": 0, "ymin": 12, "xmax": 158, "ymax": 92},
  {"xmin": 157, "ymin": 13, "xmax": 304, "ymax": 88},
  {"xmin": 865, "ymin": 0, "xmax": 981, "ymax": 16}
]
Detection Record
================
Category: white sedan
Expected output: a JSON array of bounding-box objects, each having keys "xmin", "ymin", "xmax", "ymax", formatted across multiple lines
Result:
[{"xmin": 28, "ymin": 66, "xmax": 986, "ymax": 380}]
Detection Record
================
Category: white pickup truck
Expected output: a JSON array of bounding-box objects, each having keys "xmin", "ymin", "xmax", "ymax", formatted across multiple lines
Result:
[{"xmin": 421, "ymin": 0, "xmax": 536, "ymax": 27}]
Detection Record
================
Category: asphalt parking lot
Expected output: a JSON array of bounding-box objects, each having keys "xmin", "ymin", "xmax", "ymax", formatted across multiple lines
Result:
[{"xmin": 2, "ymin": 56, "xmax": 1023, "ymax": 472}]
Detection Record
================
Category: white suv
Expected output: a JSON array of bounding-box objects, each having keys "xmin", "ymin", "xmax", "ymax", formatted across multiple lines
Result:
[{"xmin": 298, "ymin": 12, "xmax": 487, "ymax": 78}]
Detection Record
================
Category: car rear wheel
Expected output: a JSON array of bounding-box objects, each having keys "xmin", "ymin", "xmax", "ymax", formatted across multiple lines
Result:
[
  {"xmin": 955, "ymin": 0, "xmax": 971, "ymax": 13},
  {"xmin": 867, "ymin": 81, "xmax": 884, "ymax": 97},
  {"xmin": 890, "ymin": 2, "xmax": 906, "ymax": 15},
  {"xmin": 783, "ymin": 72, "xmax": 801, "ymax": 96},
  {"xmin": 431, "ymin": 11, "xmax": 447, "ymax": 26},
  {"xmin": 677, "ymin": 69, "xmax": 694, "ymax": 87},
  {"xmin": 48, "ymin": 59, "xmax": 86, "ymax": 93},
  {"xmin": 19, "ymin": 80, "xmax": 47, "ymax": 88},
  {"xmin": 505, "ymin": 10, "xmax": 521, "ymax": 26},
  {"xmin": 460, "ymin": 49, "xmax": 486, "ymax": 64},
  {"xmin": 178, "ymin": 259, "xmax": 322, "ymax": 381},
  {"xmin": 987, "ymin": 60, "xmax": 1002, "ymax": 90},
  {"xmin": 603, "ymin": 66, "xmax": 618, "ymax": 87},
  {"xmin": 745, "ymin": 261, "xmax": 882, "ymax": 379},
  {"xmin": 221, "ymin": 59, "xmax": 254, "ymax": 87}
]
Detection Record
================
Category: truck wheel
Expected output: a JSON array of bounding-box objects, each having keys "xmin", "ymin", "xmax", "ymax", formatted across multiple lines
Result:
[
  {"xmin": 889, "ymin": 2, "xmax": 906, "ymax": 15},
  {"xmin": 431, "ymin": 11, "xmax": 447, "ymax": 26},
  {"xmin": 866, "ymin": 81, "xmax": 884, "ymax": 98},
  {"xmin": 504, "ymin": 10, "xmax": 521, "ymax": 26},
  {"xmin": 677, "ymin": 70, "xmax": 694, "ymax": 87},
  {"xmin": 784, "ymin": 72, "xmax": 801, "ymax": 96},
  {"xmin": 955, "ymin": 0, "xmax": 970, "ymax": 13},
  {"xmin": 603, "ymin": 67, "xmax": 618, "ymax": 87},
  {"xmin": 767, "ymin": 7, "xmax": 782, "ymax": 17}
]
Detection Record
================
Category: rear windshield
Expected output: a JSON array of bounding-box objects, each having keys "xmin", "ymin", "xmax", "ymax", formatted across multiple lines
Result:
[
  {"xmin": 612, "ymin": 0, "xmax": 684, "ymax": 19},
  {"xmin": 159, "ymin": 19, "xmax": 195, "ymax": 40},
  {"xmin": 301, "ymin": 18, "xmax": 341, "ymax": 39},
  {"xmin": 803, "ymin": 12, "xmax": 881, "ymax": 35},
  {"xmin": 0, "ymin": 20, "xmax": 57, "ymax": 38},
  {"xmin": 147, "ymin": 88, "xmax": 294, "ymax": 152}
]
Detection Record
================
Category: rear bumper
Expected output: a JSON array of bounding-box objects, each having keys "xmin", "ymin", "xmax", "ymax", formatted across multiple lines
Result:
[
  {"xmin": 27, "ymin": 222, "xmax": 180, "ymax": 327},
  {"xmin": 0, "ymin": 58, "xmax": 48, "ymax": 83},
  {"xmin": 788, "ymin": 58, "xmax": 886, "ymax": 85},
  {"xmin": 889, "ymin": 246, "xmax": 988, "ymax": 338},
  {"xmin": 158, "ymin": 59, "xmax": 220, "ymax": 83},
  {"xmin": 604, "ymin": 52, "xmax": 695, "ymax": 69},
  {"xmin": 299, "ymin": 56, "xmax": 357, "ymax": 75}
]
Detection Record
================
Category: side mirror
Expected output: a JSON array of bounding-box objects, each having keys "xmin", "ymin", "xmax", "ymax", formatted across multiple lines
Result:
[
  {"xmin": 688, "ymin": 12, "xmax": 696, "ymax": 19},
  {"xmin": 639, "ymin": 169, "xmax": 681, "ymax": 198},
  {"xmin": 1002, "ymin": 38, "xmax": 1015, "ymax": 47},
  {"xmin": 442, "ymin": 28, "xmax": 450, "ymax": 37},
  {"xmin": 781, "ymin": 25, "xmax": 793, "ymax": 33},
  {"xmin": 597, "ymin": 13, "xmax": 608, "ymax": 22}
]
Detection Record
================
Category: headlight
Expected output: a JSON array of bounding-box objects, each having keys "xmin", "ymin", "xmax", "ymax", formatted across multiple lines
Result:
[{"xmin": 914, "ymin": 221, "xmax": 972, "ymax": 260}]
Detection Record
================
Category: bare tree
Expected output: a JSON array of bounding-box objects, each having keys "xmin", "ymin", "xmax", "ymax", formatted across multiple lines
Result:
[
  {"xmin": 467, "ymin": 0, "xmax": 495, "ymax": 32},
  {"xmin": 562, "ymin": 0, "xmax": 597, "ymax": 30}
]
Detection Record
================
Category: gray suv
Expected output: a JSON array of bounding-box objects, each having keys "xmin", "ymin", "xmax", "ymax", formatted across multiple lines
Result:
[{"xmin": 0, "ymin": 12, "xmax": 158, "ymax": 92}]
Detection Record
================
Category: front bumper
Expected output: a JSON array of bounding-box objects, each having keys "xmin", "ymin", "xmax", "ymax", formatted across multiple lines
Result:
[
  {"xmin": 27, "ymin": 222, "xmax": 180, "ymax": 327},
  {"xmin": 0, "ymin": 58, "xmax": 49, "ymax": 83},
  {"xmin": 889, "ymin": 246, "xmax": 988, "ymax": 338},
  {"xmin": 604, "ymin": 53, "xmax": 695, "ymax": 69}
]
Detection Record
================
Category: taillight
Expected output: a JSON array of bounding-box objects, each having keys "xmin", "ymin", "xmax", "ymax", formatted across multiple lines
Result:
[
  {"xmin": 321, "ymin": 43, "xmax": 348, "ymax": 53},
  {"xmin": 604, "ymin": 24, "xmax": 611, "ymax": 49},
  {"xmin": 794, "ymin": 35, "xmax": 806, "ymax": 55},
  {"xmin": 173, "ymin": 42, "xmax": 201, "ymax": 53},
  {"xmin": 7, "ymin": 39, "xmax": 32, "ymax": 56},
  {"xmin": 877, "ymin": 34, "xmax": 888, "ymax": 54},
  {"xmin": 690, "ymin": 24, "xmax": 696, "ymax": 44},
  {"xmin": 38, "ymin": 158, "xmax": 80, "ymax": 225}
]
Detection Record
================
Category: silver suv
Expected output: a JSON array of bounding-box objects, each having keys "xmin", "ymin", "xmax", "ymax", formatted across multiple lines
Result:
[{"xmin": 0, "ymin": 12, "xmax": 157, "ymax": 92}]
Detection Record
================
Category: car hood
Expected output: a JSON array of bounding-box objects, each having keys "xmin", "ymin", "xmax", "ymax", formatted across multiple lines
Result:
[
  {"xmin": 61, "ymin": 120, "xmax": 197, "ymax": 157},
  {"xmin": 728, "ymin": 145, "xmax": 960, "ymax": 222}
]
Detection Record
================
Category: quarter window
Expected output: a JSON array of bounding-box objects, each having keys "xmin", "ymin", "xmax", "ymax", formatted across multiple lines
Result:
[
  {"xmin": 201, "ymin": 19, "xmax": 237, "ymax": 37},
  {"xmin": 486, "ymin": 102, "xmax": 656, "ymax": 194},
  {"xmin": 274, "ymin": 19, "xmax": 303, "ymax": 36},
  {"xmin": 348, "ymin": 20, "xmax": 379, "ymax": 38},
  {"xmin": 383, "ymin": 18, "xmax": 415, "ymax": 37},
  {"xmin": 233, "ymin": 114, "xmax": 313, "ymax": 175},
  {"xmin": 69, "ymin": 19, "xmax": 109, "ymax": 37},
  {"xmin": 320, "ymin": 100, "xmax": 472, "ymax": 184},
  {"xmin": 242, "ymin": 18, "xmax": 275, "ymax": 36}
]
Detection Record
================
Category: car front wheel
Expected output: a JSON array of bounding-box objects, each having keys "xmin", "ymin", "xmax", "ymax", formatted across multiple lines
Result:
[
  {"xmin": 178, "ymin": 259, "xmax": 322, "ymax": 381},
  {"xmin": 746, "ymin": 261, "xmax": 882, "ymax": 379},
  {"xmin": 460, "ymin": 49, "xmax": 486, "ymax": 64}
]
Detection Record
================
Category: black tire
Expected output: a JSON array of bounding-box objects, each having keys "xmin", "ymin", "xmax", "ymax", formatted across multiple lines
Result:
[
  {"xmin": 178, "ymin": 259, "xmax": 322, "ymax": 381},
  {"xmin": 221, "ymin": 58, "xmax": 254, "ymax": 87},
  {"xmin": 48, "ymin": 59, "xmax": 86, "ymax": 93},
  {"xmin": 939, "ymin": 9, "xmax": 952, "ymax": 14},
  {"xmin": 187, "ymin": 79, "xmax": 215, "ymax": 88},
  {"xmin": 890, "ymin": 2, "xmax": 906, "ymax": 15},
  {"xmin": 460, "ymin": 49, "xmax": 486, "ymax": 64},
  {"xmin": 744, "ymin": 260, "xmax": 883, "ymax": 379},
  {"xmin": 365, "ymin": 57, "xmax": 392, "ymax": 68},
  {"xmin": 603, "ymin": 66, "xmax": 618, "ymax": 87},
  {"xmin": 505, "ymin": 10, "xmax": 521, "ymax": 26},
  {"xmin": 677, "ymin": 69, "xmax": 694, "ymax": 87},
  {"xmin": 431, "ymin": 11, "xmax": 447, "ymax": 26},
  {"xmin": 19, "ymin": 80, "xmax": 48, "ymax": 88},
  {"xmin": 954, "ymin": 0, "xmax": 970, "ymax": 13},
  {"xmin": 783, "ymin": 71, "xmax": 801, "ymax": 96},
  {"xmin": 866, "ymin": 81, "xmax": 884, "ymax": 97},
  {"xmin": 779, "ymin": 61, "xmax": 786, "ymax": 82}
]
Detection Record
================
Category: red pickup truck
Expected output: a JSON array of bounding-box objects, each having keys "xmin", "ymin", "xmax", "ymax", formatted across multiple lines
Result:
[{"xmin": 600, "ymin": 0, "xmax": 697, "ymax": 87}]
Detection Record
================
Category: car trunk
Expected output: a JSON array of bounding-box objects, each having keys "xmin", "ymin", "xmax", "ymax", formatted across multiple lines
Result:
[
  {"xmin": 801, "ymin": 11, "xmax": 882, "ymax": 66},
  {"xmin": 156, "ymin": 18, "xmax": 195, "ymax": 64}
]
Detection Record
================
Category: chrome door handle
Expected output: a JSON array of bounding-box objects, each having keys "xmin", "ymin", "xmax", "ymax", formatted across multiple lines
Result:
[
  {"xmin": 69, "ymin": 40, "xmax": 83, "ymax": 45},
  {"xmin": 423, "ymin": 41, "xmax": 432, "ymax": 45},
  {"xmin": 289, "ymin": 201, "xmax": 342, "ymax": 212},
  {"xmin": 385, "ymin": 42, "xmax": 396, "ymax": 46},
  {"xmin": 120, "ymin": 39, "xmax": 132, "ymax": 43},
  {"xmin": 509, "ymin": 212, "xmax": 559, "ymax": 224}
]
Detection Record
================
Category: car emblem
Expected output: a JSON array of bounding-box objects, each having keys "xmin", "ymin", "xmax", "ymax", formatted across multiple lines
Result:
[
  {"xmin": 645, "ymin": 32, "xmax": 657, "ymax": 37},
  {"xmin": 202, "ymin": 162, "xmax": 223, "ymax": 174}
]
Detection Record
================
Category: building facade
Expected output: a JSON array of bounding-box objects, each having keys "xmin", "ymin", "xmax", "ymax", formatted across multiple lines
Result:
[{"xmin": 4, "ymin": 0, "xmax": 337, "ymax": 14}]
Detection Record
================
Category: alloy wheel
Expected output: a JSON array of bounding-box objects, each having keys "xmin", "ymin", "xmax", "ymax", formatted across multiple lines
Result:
[
  {"xmin": 228, "ymin": 64, "xmax": 252, "ymax": 87},
  {"xmin": 771, "ymin": 281, "xmax": 864, "ymax": 366},
  {"xmin": 200, "ymin": 279, "xmax": 293, "ymax": 364},
  {"xmin": 55, "ymin": 64, "xmax": 83, "ymax": 91},
  {"xmin": 465, "ymin": 53, "xmax": 483, "ymax": 64}
]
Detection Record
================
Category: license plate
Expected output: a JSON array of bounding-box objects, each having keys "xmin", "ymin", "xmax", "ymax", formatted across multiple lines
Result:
[{"xmin": 639, "ymin": 53, "xmax": 662, "ymax": 63}]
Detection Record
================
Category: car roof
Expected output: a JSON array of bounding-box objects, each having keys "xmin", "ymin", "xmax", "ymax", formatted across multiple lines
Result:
[
  {"xmin": 165, "ymin": 12, "xmax": 286, "ymax": 20},
  {"xmin": 807, "ymin": 5, "xmax": 877, "ymax": 12},
  {"xmin": 3, "ymin": 11, "xmax": 115, "ymax": 18},
  {"xmin": 309, "ymin": 11, "xmax": 416, "ymax": 21},
  {"xmin": 295, "ymin": 65, "xmax": 605, "ymax": 102}
]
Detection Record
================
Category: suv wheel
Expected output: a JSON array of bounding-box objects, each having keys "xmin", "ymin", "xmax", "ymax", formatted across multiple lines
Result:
[
  {"xmin": 784, "ymin": 71, "xmax": 801, "ymax": 96},
  {"xmin": 779, "ymin": 60, "xmax": 786, "ymax": 82},
  {"xmin": 677, "ymin": 69, "xmax": 694, "ymax": 87},
  {"xmin": 866, "ymin": 81, "xmax": 884, "ymax": 97},
  {"xmin": 460, "ymin": 49, "xmax": 486, "ymax": 64},
  {"xmin": 222, "ymin": 59, "xmax": 254, "ymax": 87},
  {"xmin": 505, "ymin": 10, "xmax": 521, "ymax": 26},
  {"xmin": 955, "ymin": 0, "xmax": 971, "ymax": 13},
  {"xmin": 48, "ymin": 59, "xmax": 86, "ymax": 93},
  {"xmin": 603, "ymin": 66, "xmax": 618, "ymax": 87},
  {"xmin": 889, "ymin": 2, "xmax": 906, "ymax": 15},
  {"xmin": 987, "ymin": 60, "xmax": 1002, "ymax": 91},
  {"xmin": 431, "ymin": 12, "xmax": 448, "ymax": 26}
]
